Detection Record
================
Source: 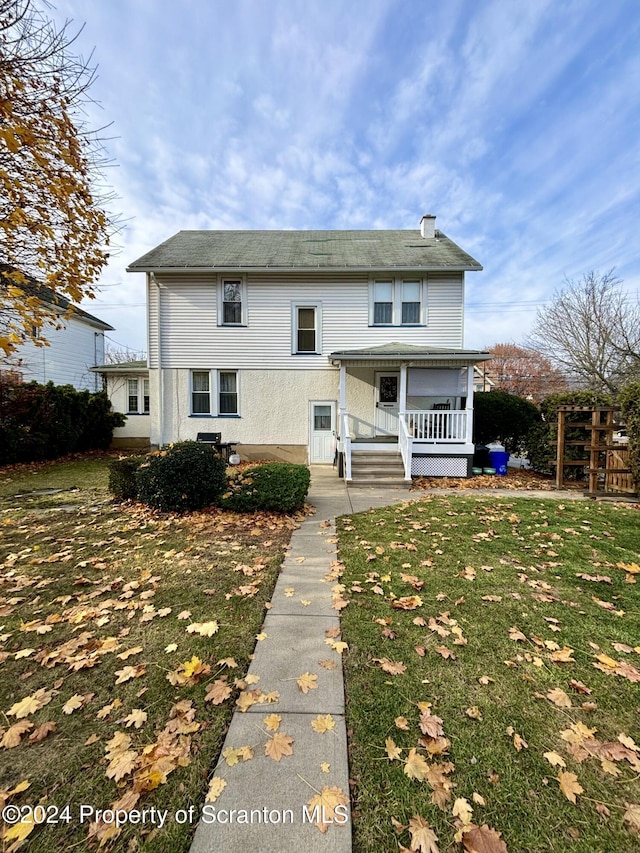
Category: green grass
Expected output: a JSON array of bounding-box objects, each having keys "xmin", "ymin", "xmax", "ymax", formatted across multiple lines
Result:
[
  {"xmin": 338, "ymin": 494, "xmax": 640, "ymax": 853},
  {"xmin": 0, "ymin": 454, "xmax": 113, "ymax": 509},
  {"xmin": 0, "ymin": 456, "xmax": 296, "ymax": 852}
]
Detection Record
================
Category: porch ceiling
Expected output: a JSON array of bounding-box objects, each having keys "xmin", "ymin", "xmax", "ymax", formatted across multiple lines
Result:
[{"xmin": 329, "ymin": 343, "xmax": 492, "ymax": 366}]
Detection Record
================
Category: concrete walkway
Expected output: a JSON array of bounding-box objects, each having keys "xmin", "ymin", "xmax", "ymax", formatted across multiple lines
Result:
[
  {"xmin": 189, "ymin": 469, "xmax": 586, "ymax": 853},
  {"xmin": 189, "ymin": 467, "xmax": 411, "ymax": 853}
]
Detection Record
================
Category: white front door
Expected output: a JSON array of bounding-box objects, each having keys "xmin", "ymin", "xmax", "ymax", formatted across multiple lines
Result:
[
  {"xmin": 309, "ymin": 401, "xmax": 336, "ymax": 463},
  {"xmin": 375, "ymin": 372, "xmax": 399, "ymax": 435}
]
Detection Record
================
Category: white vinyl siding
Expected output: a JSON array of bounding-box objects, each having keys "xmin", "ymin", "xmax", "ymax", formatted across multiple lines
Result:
[
  {"xmin": 150, "ymin": 271, "xmax": 464, "ymax": 369},
  {"xmin": 2, "ymin": 314, "xmax": 106, "ymax": 391}
]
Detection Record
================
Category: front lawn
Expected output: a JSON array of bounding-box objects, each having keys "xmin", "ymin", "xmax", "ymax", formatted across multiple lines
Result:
[
  {"xmin": 0, "ymin": 457, "xmax": 297, "ymax": 852},
  {"xmin": 338, "ymin": 494, "xmax": 640, "ymax": 853}
]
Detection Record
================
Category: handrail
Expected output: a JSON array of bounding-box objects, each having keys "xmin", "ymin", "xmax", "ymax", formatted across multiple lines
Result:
[
  {"xmin": 398, "ymin": 415, "xmax": 413, "ymax": 480},
  {"xmin": 340, "ymin": 411, "xmax": 352, "ymax": 481}
]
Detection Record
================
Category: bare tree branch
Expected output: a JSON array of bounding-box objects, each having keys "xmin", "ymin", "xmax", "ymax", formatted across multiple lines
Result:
[{"xmin": 526, "ymin": 270, "xmax": 640, "ymax": 395}]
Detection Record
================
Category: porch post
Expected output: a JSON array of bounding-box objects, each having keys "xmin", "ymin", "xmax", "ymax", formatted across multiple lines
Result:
[
  {"xmin": 399, "ymin": 363, "xmax": 407, "ymax": 416},
  {"xmin": 465, "ymin": 365, "xmax": 475, "ymax": 446},
  {"xmin": 339, "ymin": 363, "xmax": 346, "ymax": 415}
]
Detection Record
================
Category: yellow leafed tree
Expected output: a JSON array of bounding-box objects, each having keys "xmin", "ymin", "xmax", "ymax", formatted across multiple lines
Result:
[{"xmin": 0, "ymin": 0, "xmax": 115, "ymax": 357}]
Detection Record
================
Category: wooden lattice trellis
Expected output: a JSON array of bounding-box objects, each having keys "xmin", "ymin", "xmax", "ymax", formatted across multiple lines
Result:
[{"xmin": 554, "ymin": 406, "xmax": 635, "ymax": 494}]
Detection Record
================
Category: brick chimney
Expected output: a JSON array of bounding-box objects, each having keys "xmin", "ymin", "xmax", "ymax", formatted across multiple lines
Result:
[{"xmin": 420, "ymin": 214, "xmax": 436, "ymax": 239}]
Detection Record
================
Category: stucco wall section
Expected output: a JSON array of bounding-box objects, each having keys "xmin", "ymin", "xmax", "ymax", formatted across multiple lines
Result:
[
  {"xmin": 107, "ymin": 375, "xmax": 151, "ymax": 440},
  {"xmin": 158, "ymin": 368, "xmax": 340, "ymax": 447}
]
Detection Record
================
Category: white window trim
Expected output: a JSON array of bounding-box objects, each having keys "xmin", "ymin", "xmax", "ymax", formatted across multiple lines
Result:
[
  {"xmin": 217, "ymin": 275, "xmax": 248, "ymax": 326},
  {"xmin": 189, "ymin": 369, "xmax": 240, "ymax": 417},
  {"xmin": 368, "ymin": 276, "xmax": 427, "ymax": 326},
  {"xmin": 126, "ymin": 376, "xmax": 150, "ymax": 415},
  {"xmin": 291, "ymin": 302, "xmax": 323, "ymax": 355}
]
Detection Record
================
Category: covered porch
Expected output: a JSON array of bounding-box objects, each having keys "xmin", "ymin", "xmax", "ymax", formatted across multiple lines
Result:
[{"xmin": 329, "ymin": 343, "xmax": 492, "ymax": 483}]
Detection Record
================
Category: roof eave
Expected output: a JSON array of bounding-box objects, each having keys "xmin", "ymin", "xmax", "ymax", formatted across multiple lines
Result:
[{"xmin": 127, "ymin": 263, "xmax": 483, "ymax": 274}]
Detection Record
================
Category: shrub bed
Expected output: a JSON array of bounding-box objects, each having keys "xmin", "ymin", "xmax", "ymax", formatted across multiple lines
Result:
[
  {"xmin": 135, "ymin": 441, "xmax": 227, "ymax": 512},
  {"xmin": 108, "ymin": 455, "xmax": 146, "ymax": 500},
  {"xmin": 0, "ymin": 380, "xmax": 124, "ymax": 464},
  {"xmin": 222, "ymin": 462, "xmax": 310, "ymax": 513}
]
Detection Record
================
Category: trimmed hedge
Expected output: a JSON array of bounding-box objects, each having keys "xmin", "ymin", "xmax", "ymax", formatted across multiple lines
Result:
[
  {"xmin": 222, "ymin": 463, "xmax": 310, "ymax": 513},
  {"xmin": 473, "ymin": 390, "xmax": 541, "ymax": 454},
  {"xmin": 108, "ymin": 455, "xmax": 146, "ymax": 500},
  {"xmin": 135, "ymin": 441, "xmax": 227, "ymax": 512},
  {"xmin": 0, "ymin": 380, "xmax": 125, "ymax": 464}
]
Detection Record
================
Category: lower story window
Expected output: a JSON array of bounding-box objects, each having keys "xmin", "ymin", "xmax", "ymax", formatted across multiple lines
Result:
[
  {"xmin": 191, "ymin": 371, "xmax": 211, "ymax": 414},
  {"xmin": 219, "ymin": 371, "xmax": 238, "ymax": 414},
  {"xmin": 190, "ymin": 370, "xmax": 239, "ymax": 415},
  {"xmin": 127, "ymin": 379, "xmax": 139, "ymax": 414},
  {"xmin": 127, "ymin": 377, "xmax": 150, "ymax": 414}
]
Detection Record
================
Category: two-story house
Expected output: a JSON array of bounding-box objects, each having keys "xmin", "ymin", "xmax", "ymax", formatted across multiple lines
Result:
[
  {"xmin": 127, "ymin": 215, "xmax": 490, "ymax": 483},
  {"xmin": 1, "ymin": 270, "xmax": 113, "ymax": 392}
]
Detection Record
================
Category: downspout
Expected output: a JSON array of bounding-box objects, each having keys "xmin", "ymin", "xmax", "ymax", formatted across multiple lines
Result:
[{"xmin": 151, "ymin": 273, "xmax": 164, "ymax": 447}]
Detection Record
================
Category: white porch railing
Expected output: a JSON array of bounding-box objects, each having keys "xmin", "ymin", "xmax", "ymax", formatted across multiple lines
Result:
[
  {"xmin": 398, "ymin": 415, "xmax": 413, "ymax": 480},
  {"xmin": 404, "ymin": 410, "xmax": 468, "ymax": 443}
]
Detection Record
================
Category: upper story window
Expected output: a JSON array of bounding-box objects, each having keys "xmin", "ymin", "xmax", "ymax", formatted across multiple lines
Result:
[
  {"xmin": 127, "ymin": 377, "xmax": 150, "ymax": 414},
  {"xmin": 373, "ymin": 282, "xmax": 393, "ymax": 324},
  {"xmin": 370, "ymin": 277, "xmax": 426, "ymax": 326},
  {"xmin": 292, "ymin": 303, "xmax": 322, "ymax": 354},
  {"xmin": 218, "ymin": 276, "xmax": 247, "ymax": 326}
]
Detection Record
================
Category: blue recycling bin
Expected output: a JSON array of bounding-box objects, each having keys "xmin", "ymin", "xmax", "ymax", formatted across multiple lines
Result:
[{"xmin": 488, "ymin": 450, "xmax": 509, "ymax": 476}]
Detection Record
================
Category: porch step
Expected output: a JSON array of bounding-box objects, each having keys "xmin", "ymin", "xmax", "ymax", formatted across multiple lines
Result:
[{"xmin": 348, "ymin": 451, "xmax": 410, "ymax": 488}]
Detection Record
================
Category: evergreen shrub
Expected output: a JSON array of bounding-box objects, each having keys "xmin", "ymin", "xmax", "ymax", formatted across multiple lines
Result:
[
  {"xmin": 135, "ymin": 441, "xmax": 227, "ymax": 512},
  {"xmin": 222, "ymin": 463, "xmax": 310, "ymax": 513},
  {"xmin": 108, "ymin": 455, "xmax": 146, "ymax": 500}
]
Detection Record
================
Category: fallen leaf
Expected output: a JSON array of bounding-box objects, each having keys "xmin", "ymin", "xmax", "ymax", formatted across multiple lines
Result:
[
  {"xmin": 263, "ymin": 713, "xmax": 281, "ymax": 732},
  {"xmin": 206, "ymin": 777, "xmax": 227, "ymax": 803},
  {"xmin": 311, "ymin": 714, "xmax": 335, "ymax": 734},
  {"xmin": 124, "ymin": 709, "xmax": 147, "ymax": 729},
  {"xmin": 375, "ymin": 657, "xmax": 407, "ymax": 675},
  {"xmin": 205, "ymin": 679, "xmax": 232, "ymax": 705},
  {"xmin": 558, "ymin": 770, "xmax": 584, "ymax": 803},
  {"xmin": 395, "ymin": 716, "xmax": 410, "ymax": 730},
  {"xmin": 297, "ymin": 672, "xmax": 318, "ymax": 693},
  {"xmin": 386, "ymin": 737, "xmax": 402, "ymax": 760},
  {"xmin": 264, "ymin": 732, "xmax": 294, "ymax": 761},
  {"xmin": 29, "ymin": 721, "xmax": 57, "ymax": 743},
  {"xmin": 404, "ymin": 748, "xmax": 430, "ymax": 781},
  {"xmin": 1, "ymin": 720, "xmax": 33, "ymax": 748},
  {"xmin": 466, "ymin": 706, "xmax": 483, "ymax": 721},
  {"xmin": 408, "ymin": 814, "xmax": 440, "ymax": 852},
  {"xmin": 623, "ymin": 802, "xmax": 640, "ymax": 834},
  {"xmin": 544, "ymin": 751, "xmax": 566, "ymax": 768},
  {"xmin": 305, "ymin": 786, "xmax": 349, "ymax": 833},
  {"xmin": 62, "ymin": 694, "xmax": 85, "ymax": 715},
  {"xmin": 462, "ymin": 824, "xmax": 508, "ymax": 853},
  {"xmin": 547, "ymin": 688, "xmax": 572, "ymax": 708}
]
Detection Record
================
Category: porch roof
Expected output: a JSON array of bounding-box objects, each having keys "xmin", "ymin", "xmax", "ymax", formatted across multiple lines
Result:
[{"xmin": 329, "ymin": 343, "xmax": 492, "ymax": 366}]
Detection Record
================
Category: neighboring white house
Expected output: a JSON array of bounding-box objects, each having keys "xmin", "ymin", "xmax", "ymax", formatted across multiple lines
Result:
[
  {"xmin": 127, "ymin": 215, "xmax": 490, "ymax": 482},
  {"xmin": 0, "ymin": 273, "xmax": 113, "ymax": 392},
  {"xmin": 92, "ymin": 360, "xmax": 151, "ymax": 449}
]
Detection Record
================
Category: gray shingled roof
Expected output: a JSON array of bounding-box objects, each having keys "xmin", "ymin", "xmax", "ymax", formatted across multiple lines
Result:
[
  {"xmin": 127, "ymin": 229, "xmax": 482, "ymax": 272},
  {"xmin": 329, "ymin": 343, "xmax": 491, "ymax": 362}
]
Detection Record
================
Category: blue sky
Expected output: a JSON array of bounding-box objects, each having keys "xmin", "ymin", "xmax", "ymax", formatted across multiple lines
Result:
[{"xmin": 50, "ymin": 0, "xmax": 640, "ymax": 355}]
